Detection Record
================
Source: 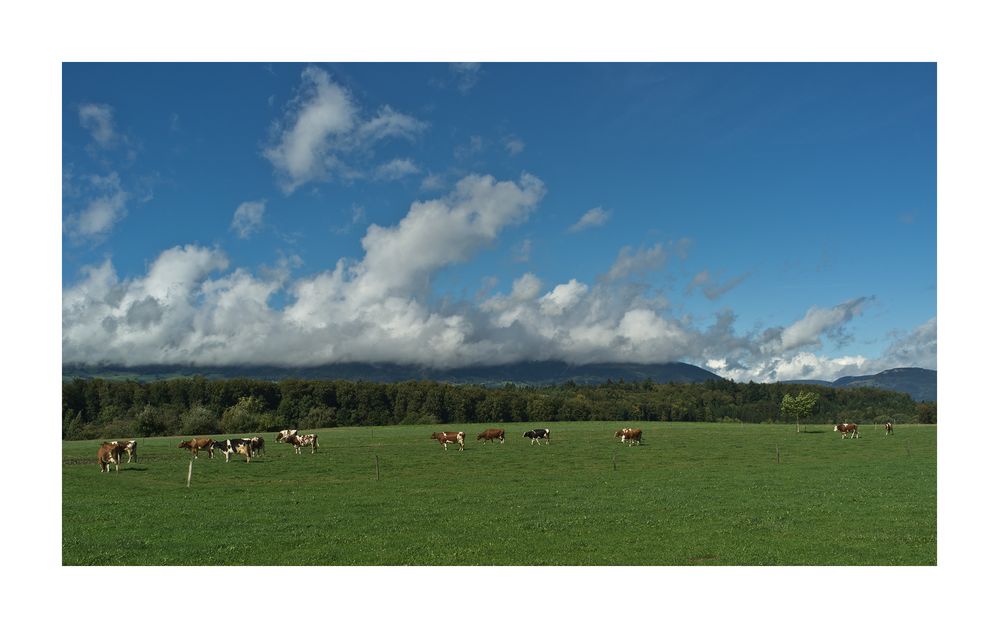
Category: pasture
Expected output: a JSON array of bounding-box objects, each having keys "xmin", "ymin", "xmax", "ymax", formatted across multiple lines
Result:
[{"xmin": 62, "ymin": 422, "xmax": 936, "ymax": 565}]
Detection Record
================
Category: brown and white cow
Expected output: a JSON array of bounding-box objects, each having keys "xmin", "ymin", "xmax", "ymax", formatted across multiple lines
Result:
[
  {"xmin": 615, "ymin": 428, "xmax": 642, "ymax": 446},
  {"xmin": 110, "ymin": 439, "xmax": 137, "ymax": 463},
  {"xmin": 97, "ymin": 441, "xmax": 126, "ymax": 473},
  {"xmin": 276, "ymin": 429, "xmax": 298, "ymax": 443},
  {"xmin": 477, "ymin": 428, "xmax": 505, "ymax": 443},
  {"xmin": 247, "ymin": 436, "xmax": 265, "ymax": 457},
  {"xmin": 178, "ymin": 437, "xmax": 215, "ymax": 459},
  {"xmin": 884, "ymin": 421, "xmax": 894, "ymax": 436},
  {"xmin": 432, "ymin": 431, "xmax": 465, "ymax": 451},
  {"xmin": 286, "ymin": 433, "xmax": 318, "ymax": 454},
  {"xmin": 834, "ymin": 423, "xmax": 860, "ymax": 439}
]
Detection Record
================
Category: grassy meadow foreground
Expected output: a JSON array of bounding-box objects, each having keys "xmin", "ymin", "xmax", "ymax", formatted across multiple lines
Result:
[{"xmin": 63, "ymin": 422, "xmax": 935, "ymax": 565}]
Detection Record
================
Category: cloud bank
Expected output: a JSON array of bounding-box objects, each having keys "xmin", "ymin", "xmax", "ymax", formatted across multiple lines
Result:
[{"xmin": 62, "ymin": 173, "xmax": 934, "ymax": 381}]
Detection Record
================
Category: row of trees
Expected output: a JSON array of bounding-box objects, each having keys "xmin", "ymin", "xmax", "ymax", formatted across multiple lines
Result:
[{"xmin": 61, "ymin": 376, "xmax": 935, "ymax": 440}]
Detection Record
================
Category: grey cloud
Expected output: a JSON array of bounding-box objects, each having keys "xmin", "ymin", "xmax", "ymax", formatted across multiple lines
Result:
[
  {"xmin": 64, "ymin": 173, "xmax": 128, "ymax": 242},
  {"xmin": 454, "ymin": 135, "xmax": 484, "ymax": 161},
  {"xmin": 79, "ymin": 103, "xmax": 117, "ymax": 148},
  {"xmin": 504, "ymin": 136, "xmax": 525, "ymax": 155},
  {"xmin": 125, "ymin": 296, "xmax": 164, "ymax": 329},
  {"xmin": 372, "ymin": 158, "xmax": 420, "ymax": 181},
  {"xmin": 450, "ymin": 63, "xmax": 482, "ymax": 94},
  {"xmin": 870, "ymin": 317, "xmax": 937, "ymax": 371},
  {"xmin": 600, "ymin": 244, "xmax": 666, "ymax": 282},
  {"xmin": 685, "ymin": 269, "xmax": 750, "ymax": 300},
  {"xmin": 231, "ymin": 200, "xmax": 266, "ymax": 239},
  {"xmin": 777, "ymin": 297, "xmax": 871, "ymax": 353}
]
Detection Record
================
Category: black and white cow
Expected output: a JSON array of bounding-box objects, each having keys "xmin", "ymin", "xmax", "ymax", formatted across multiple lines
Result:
[
  {"xmin": 523, "ymin": 428, "xmax": 551, "ymax": 445},
  {"xmin": 211, "ymin": 438, "xmax": 255, "ymax": 462}
]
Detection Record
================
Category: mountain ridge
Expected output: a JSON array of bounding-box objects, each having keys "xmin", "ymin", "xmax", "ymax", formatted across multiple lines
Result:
[
  {"xmin": 784, "ymin": 367, "xmax": 936, "ymax": 401},
  {"xmin": 61, "ymin": 360, "xmax": 723, "ymax": 386},
  {"xmin": 62, "ymin": 362, "xmax": 937, "ymax": 400}
]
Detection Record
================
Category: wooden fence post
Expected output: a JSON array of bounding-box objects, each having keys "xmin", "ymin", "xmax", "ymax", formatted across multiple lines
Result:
[
  {"xmin": 776, "ymin": 446, "xmax": 780, "ymax": 464},
  {"xmin": 186, "ymin": 459, "xmax": 193, "ymax": 488}
]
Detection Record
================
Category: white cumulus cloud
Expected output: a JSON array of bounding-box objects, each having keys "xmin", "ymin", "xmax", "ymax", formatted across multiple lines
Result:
[
  {"xmin": 569, "ymin": 207, "xmax": 611, "ymax": 232},
  {"xmin": 373, "ymin": 158, "xmax": 420, "ymax": 181},
  {"xmin": 264, "ymin": 66, "xmax": 426, "ymax": 193}
]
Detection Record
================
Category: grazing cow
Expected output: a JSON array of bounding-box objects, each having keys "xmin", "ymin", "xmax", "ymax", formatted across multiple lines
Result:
[
  {"xmin": 276, "ymin": 429, "xmax": 298, "ymax": 443},
  {"xmin": 615, "ymin": 428, "xmax": 642, "ymax": 446},
  {"xmin": 178, "ymin": 438, "xmax": 215, "ymax": 459},
  {"xmin": 431, "ymin": 431, "xmax": 465, "ymax": 451},
  {"xmin": 523, "ymin": 428, "xmax": 551, "ymax": 445},
  {"xmin": 477, "ymin": 428, "xmax": 505, "ymax": 443},
  {"xmin": 834, "ymin": 423, "xmax": 860, "ymax": 439},
  {"xmin": 287, "ymin": 433, "xmax": 318, "ymax": 454},
  {"xmin": 97, "ymin": 441, "xmax": 126, "ymax": 473},
  {"xmin": 212, "ymin": 438, "xmax": 254, "ymax": 462},
  {"xmin": 884, "ymin": 421, "xmax": 894, "ymax": 436},
  {"xmin": 110, "ymin": 439, "xmax": 137, "ymax": 463}
]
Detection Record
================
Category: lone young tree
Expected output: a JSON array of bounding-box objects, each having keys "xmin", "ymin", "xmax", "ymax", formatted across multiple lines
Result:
[{"xmin": 781, "ymin": 391, "xmax": 819, "ymax": 433}]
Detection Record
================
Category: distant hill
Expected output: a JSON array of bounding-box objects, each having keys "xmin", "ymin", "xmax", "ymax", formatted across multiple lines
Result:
[
  {"xmin": 833, "ymin": 368, "xmax": 936, "ymax": 402},
  {"xmin": 785, "ymin": 367, "xmax": 936, "ymax": 401},
  {"xmin": 62, "ymin": 360, "xmax": 724, "ymax": 387}
]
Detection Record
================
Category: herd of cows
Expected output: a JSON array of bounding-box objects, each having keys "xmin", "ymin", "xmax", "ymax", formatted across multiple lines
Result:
[
  {"xmin": 429, "ymin": 427, "xmax": 556, "ymax": 450},
  {"xmin": 93, "ymin": 421, "xmax": 897, "ymax": 473}
]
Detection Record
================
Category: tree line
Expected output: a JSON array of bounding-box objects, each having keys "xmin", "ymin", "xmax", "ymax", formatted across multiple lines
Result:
[{"xmin": 61, "ymin": 376, "xmax": 936, "ymax": 440}]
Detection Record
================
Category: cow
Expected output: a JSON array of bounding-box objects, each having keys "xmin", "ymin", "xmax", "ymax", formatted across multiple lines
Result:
[
  {"xmin": 97, "ymin": 441, "xmax": 126, "ymax": 473},
  {"xmin": 276, "ymin": 429, "xmax": 298, "ymax": 443},
  {"xmin": 287, "ymin": 433, "xmax": 318, "ymax": 454},
  {"xmin": 834, "ymin": 423, "xmax": 860, "ymax": 439},
  {"xmin": 247, "ymin": 436, "xmax": 265, "ymax": 457},
  {"xmin": 212, "ymin": 438, "xmax": 254, "ymax": 462},
  {"xmin": 178, "ymin": 438, "xmax": 215, "ymax": 459},
  {"xmin": 884, "ymin": 421, "xmax": 894, "ymax": 436},
  {"xmin": 431, "ymin": 431, "xmax": 465, "ymax": 451},
  {"xmin": 110, "ymin": 439, "xmax": 137, "ymax": 463},
  {"xmin": 477, "ymin": 428, "xmax": 505, "ymax": 443},
  {"xmin": 523, "ymin": 428, "xmax": 550, "ymax": 445},
  {"xmin": 615, "ymin": 428, "xmax": 642, "ymax": 446}
]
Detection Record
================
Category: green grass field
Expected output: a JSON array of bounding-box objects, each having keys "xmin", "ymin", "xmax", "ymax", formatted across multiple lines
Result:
[{"xmin": 62, "ymin": 422, "xmax": 936, "ymax": 565}]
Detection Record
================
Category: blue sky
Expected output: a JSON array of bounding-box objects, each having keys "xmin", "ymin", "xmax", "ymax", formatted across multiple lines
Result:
[{"xmin": 62, "ymin": 62, "xmax": 936, "ymax": 380}]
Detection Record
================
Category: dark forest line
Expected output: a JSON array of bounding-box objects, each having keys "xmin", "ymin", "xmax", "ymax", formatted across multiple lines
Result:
[{"xmin": 61, "ymin": 376, "xmax": 937, "ymax": 441}]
